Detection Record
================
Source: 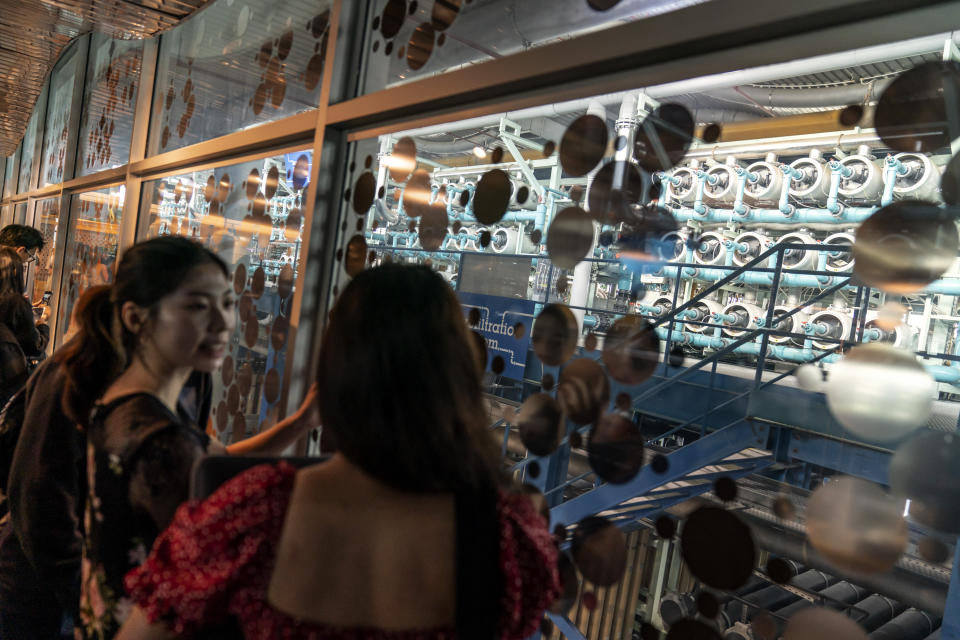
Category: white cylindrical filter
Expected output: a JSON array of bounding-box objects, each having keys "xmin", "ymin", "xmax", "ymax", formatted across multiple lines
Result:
[
  {"xmin": 809, "ymin": 309, "xmax": 853, "ymax": 351},
  {"xmin": 731, "ymin": 231, "xmax": 768, "ymax": 267},
  {"xmin": 509, "ymin": 179, "xmax": 539, "ymax": 210},
  {"xmin": 884, "ymin": 152, "xmax": 943, "ymax": 203},
  {"xmin": 788, "ymin": 157, "xmax": 832, "ymax": 204},
  {"xmin": 684, "ymin": 299, "xmax": 724, "ymax": 334},
  {"xmin": 693, "ymin": 231, "xmax": 727, "ymax": 265},
  {"xmin": 720, "ymin": 302, "xmax": 761, "ymax": 337},
  {"xmin": 823, "ymin": 232, "xmax": 855, "ymax": 272},
  {"xmin": 666, "ymin": 167, "xmax": 698, "ymax": 204},
  {"xmin": 570, "ymin": 258, "xmax": 592, "ymax": 330},
  {"xmin": 769, "ymin": 305, "xmax": 809, "ymax": 344},
  {"xmin": 837, "ymin": 154, "xmax": 885, "ymax": 203},
  {"xmin": 743, "ymin": 161, "xmax": 784, "ymax": 208},
  {"xmin": 864, "ymin": 318, "xmax": 915, "ymax": 348},
  {"xmin": 703, "ymin": 164, "xmax": 738, "ymax": 206},
  {"xmin": 776, "ymin": 232, "xmax": 817, "ymax": 270},
  {"xmin": 660, "ymin": 230, "xmax": 687, "ymax": 262},
  {"xmin": 489, "ymin": 227, "xmax": 517, "ymax": 253}
]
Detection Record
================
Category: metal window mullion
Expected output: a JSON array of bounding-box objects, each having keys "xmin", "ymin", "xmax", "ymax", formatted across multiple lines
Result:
[
  {"xmin": 277, "ymin": 0, "xmax": 344, "ymax": 437},
  {"xmin": 118, "ymin": 36, "xmax": 160, "ymax": 256}
]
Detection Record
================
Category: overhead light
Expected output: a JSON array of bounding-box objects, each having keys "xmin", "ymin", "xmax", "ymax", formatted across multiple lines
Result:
[{"xmin": 472, "ymin": 146, "xmax": 486, "ymax": 158}]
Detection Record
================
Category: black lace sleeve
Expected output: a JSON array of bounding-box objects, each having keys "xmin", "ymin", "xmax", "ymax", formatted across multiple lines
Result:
[{"xmin": 127, "ymin": 427, "xmax": 208, "ymax": 530}]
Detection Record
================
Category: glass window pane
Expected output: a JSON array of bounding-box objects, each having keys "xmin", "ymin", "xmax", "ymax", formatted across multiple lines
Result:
[
  {"xmin": 139, "ymin": 150, "xmax": 312, "ymax": 443},
  {"xmin": 0, "ymin": 205, "xmax": 11, "ymax": 227},
  {"xmin": 148, "ymin": 0, "xmax": 331, "ymax": 155},
  {"xmin": 30, "ymin": 197, "xmax": 61, "ymax": 309},
  {"xmin": 56, "ymin": 185, "xmax": 124, "ymax": 346},
  {"xmin": 12, "ymin": 202, "xmax": 27, "ymax": 225},
  {"xmin": 77, "ymin": 35, "xmax": 144, "ymax": 176},
  {"xmin": 345, "ymin": 0, "xmax": 713, "ymax": 99},
  {"xmin": 2, "ymin": 149, "xmax": 15, "ymax": 199},
  {"xmin": 40, "ymin": 42, "xmax": 83, "ymax": 187},
  {"xmin": 18, "ymin": 86, "xmax": 46, "ymax": 194}
]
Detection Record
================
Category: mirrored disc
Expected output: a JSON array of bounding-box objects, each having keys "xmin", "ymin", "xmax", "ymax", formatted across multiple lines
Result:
[
  {"xmin": 402, "ymin": 169, "xmax": 433, "ymax": 218},
  {"xmin": 602, "ymin": 315, "xmax": 659, "ymax": 385},
  {"xmin": 559, "ymin": 114, "xmax": 608, "ymax": 177},
  {"xmin": 516, "ymin": 393, "xmax": 564, "ymax": 457},
  {"xmin": 806, "ymin": 476, "xmax": 907, "ymax": 574},
  {"xmin": 547, "ymin": 207, "xmax": 594, "ymax": 269},
  {"xmin": 634, "ymin": 103, "xmax": 695, "ymax": 172},
  {"xmin": 680, "ymin": 506, "xmax": 755, "ymax": 590},
  {"xmin": 588, "ymin": 412, "xmax": 644, "ymax": 484},
  {"xmin": 783, "ymin": 607, "xmax": 869, "ymax": 640},
  {"xmin": 853, "ymin": 200, "xmax": 957, "ymax": 293},
  {"xmin": 531, "ymin": 304, "xmax": 579, "ymax": 366},
  {"xmin": 418, "ymin": 202, "xmax": 448, "ymax": 251},
  {"xmin": 558, "ymin": 358, "xmax": 610, "ymax": 425},
  {"xmin": 571, "ymin": 516, "xmax": 627, "ymax": 586},
  {"xmin": 474, "ymin": 169, "xmax": 511, "ymax": 224},
  {"xmin": 587, "ymin": 160, "xmax": 647, "ymax": 225},
  {"xmin": 874, "ymin": 60, "xmax": 960, "ymax": 153},
  {"xmin": 889, "ymin": 430, "xmax": 960, "ymax": 533},
  {"xmin": 825, "ymin": 342, "xmax": 935, "ymax": 442}
]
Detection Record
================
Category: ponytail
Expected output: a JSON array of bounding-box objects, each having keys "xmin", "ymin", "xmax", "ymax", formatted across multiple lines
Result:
[{"xmin": 56, "ymin": 285, "xmax": 126, "ymax": 428}]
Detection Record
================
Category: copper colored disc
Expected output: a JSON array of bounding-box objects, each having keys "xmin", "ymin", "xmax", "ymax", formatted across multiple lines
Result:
[
  {"xmin": 238, "ymin": 292, "xmax": 253, "ymax": 320},
  {"xmin": 277, "ymin": 264, "xmax": 294, "ymax": 298},
  {"xmin": 345, "ymin": 234, "xmax": 368, "ymax": 277},
  {"xmin": 216, "ymin": 400, "xmax": 228, "ymax": 432},
  {"xmin": 237, "ymin": 362, "xmax": 253, "ymax": 396},
  {"xmin": 233, "ymin": 264, "xmax": 246, "ymax": 294},
  {"xmin": 571, "ymin": 516, "xmax": 627, "ymax": 586},
  {"xmin": 547, "ymin": 206, "xmax": 594, "ymax": 269},
  {"xmin": 531, "ymin": 304, "xmax": 579, "ymax": 366},
  {"xmin": 264, "ymin": 368, "xmax": 281, "ymax": 403},
  {"xmin": 265, "ymin": 165, "xmax": 280, "ymax": 200},
  {"xmin": 244, "ymin": 315, "xmax": 259, "ymax": 347},
  {"xmin": 227, "ymin": 384, "xmax": 240, "ymax": 413},
  {"xmin": 271, "ymin": 315, "xmax": 289, "ymax": 351},
  {"xmin": 222, "ymin": 355, "xmax": 234, "ymax": 386},
  {"xmin": 473, "ymin": 169, "xmax": 511, "ymax": 225},
  {"xmin": 251, "ymin": 267, "xmax": 266, "ymax": 298},
  {"xmin": 402, "ymin": 169, "xmax": 432, "ymax": 218},
  {"xmin": 389, "ymin": 137, "xmax": 417, "ymax": 184},
  {"xmin": 232, "ymin": 412, "xmax": 246, "ymax": 444}
]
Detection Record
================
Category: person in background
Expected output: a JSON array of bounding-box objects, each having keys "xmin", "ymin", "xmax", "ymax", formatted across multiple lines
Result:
[
  {"xmin": 118, "ymin": 264, "xmax": 559, "ymax": 640},
  {"xmin": 0, "ymin": 225, "xmax": 44, "ymax": 269},
  {"xmin": 0, "ymin": 224, "xmax": 49, "ymax": 351},
  {"xmin": 0, "ymin": 247, "xmax": 44, "ymax": 406}
]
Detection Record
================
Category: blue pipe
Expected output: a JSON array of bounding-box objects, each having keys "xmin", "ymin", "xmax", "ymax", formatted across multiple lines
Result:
[
  {"xmin": 779, "ymin": 164, "xmax": 801, "ymax": 216},
  {"xmin": 583, "ymin": 315, "xmax": 598, "ymax": 329},
  {"xmin": 733, "ymin": 167, "xmax": 752, "ymax": 216},
  {"xmin": 880, "ymin": 155, "xmax": 908, "ymax": 207},
  {"xmin": 693, "ymin": 171, "xmax": 713, "ymax": 216},
  {"xmin": 826, "ymin": 160, "xmax": 850, "ymax": 215}
]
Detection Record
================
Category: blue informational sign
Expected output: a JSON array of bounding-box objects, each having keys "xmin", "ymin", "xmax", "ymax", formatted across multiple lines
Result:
[{"xmin": 459, "ymin": 291, "xmax": 536, "ymax": 380}]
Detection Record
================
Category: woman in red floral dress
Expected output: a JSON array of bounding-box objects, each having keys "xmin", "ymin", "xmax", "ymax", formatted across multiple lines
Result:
[{"xmin": 118, "ymin": 264, "xmax": 560, "ymax": 639}]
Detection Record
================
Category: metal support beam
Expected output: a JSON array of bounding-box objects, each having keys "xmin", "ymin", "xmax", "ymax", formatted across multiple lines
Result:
[
  {"xmin": 646, "ymin": 538, "xmax": 672, "ymax": 630},
  {"xmin": 550, "ymin": 420, "xmax": 769, "ymax": 525},
  {"xmin": 548, "ymin": 613, "xmax": 589, "ymax": 640}
]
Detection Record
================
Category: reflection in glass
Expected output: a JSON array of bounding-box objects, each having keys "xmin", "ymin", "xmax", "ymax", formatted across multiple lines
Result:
[
  {"xmin": 17, "ymin": 87, "xmax": 45, "ymax": 194},
  {"xmin": 149, "ymin": 0, "xmax": 331, "ymax": 155},
  {"xmin": 2, "ymin": 149, "xmax": 16, "ymax": 200},
  {"xmin": 30, "ymin": 198, "xmax": 60, "ymax": 314},
  {"xmin": 354, "ymin": 0, "xmax": 713, "ymax": 97},
  {"xmin": 40, "ymin": 43, "xmax": 81, "ymax": 186},
  {"xmin": 57, "ymin": 186, "xmax": 124, "ymax": 344},
  {"xmin": 139, "ymin": 151, "xmax": 310, "ymax": 443},
  {"xmin": 78, "ymin": 34, "xmax": 143, "ymax": 176}
]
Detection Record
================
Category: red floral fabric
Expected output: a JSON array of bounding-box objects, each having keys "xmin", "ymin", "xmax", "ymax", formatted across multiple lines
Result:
[{"xmin": 126, "ymin": 462, "xmax": 559, "ymax": 639}]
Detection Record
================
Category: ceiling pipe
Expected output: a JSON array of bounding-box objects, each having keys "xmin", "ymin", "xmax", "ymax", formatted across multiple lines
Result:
[
  {"xmin": 398, "ymin": 32, "xmax": 955, "ymax": 141},
  {"xmin": 748, "ymin": 524, "xmax": 947, "ymax": 616}
]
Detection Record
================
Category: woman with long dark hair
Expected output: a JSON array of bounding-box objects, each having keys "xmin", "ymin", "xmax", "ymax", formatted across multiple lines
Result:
[
  {"xmin": 117, "ymin": 264, "xmax": 559, "ymax": 639},
  {"xmin": 57, "ymin": 237, "xmax": 317, "ymax": 639},
  {"xmin": 0, "ymin": 246, "xmax": 44, "ymax": 406}
]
